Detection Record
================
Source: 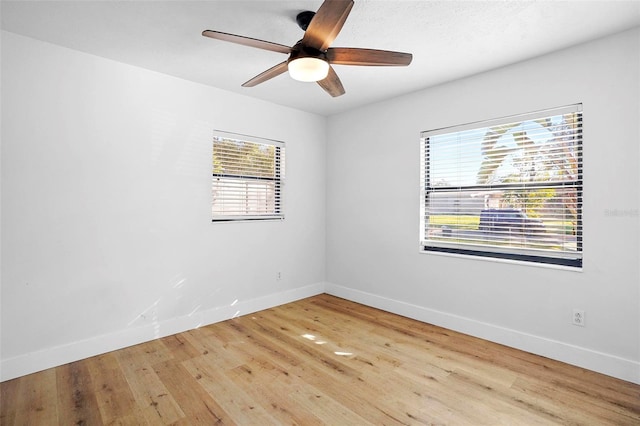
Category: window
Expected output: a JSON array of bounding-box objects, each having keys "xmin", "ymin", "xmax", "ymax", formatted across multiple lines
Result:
[
  {"xmin": 420, "ymin": 104, "xmax": 583, "ymax": 268},
  {"xmin": 212, "ymin": 131, "xmax": 285, "ymax": 221}
]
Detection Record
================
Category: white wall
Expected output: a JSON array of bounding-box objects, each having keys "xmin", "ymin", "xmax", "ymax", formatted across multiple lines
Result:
[
  {"xmin": 326, "ymin": 28, "xmax": 640, "ymax": 384},
  {"xmin": 0, "ymin": 31, "xmax": 326, "ymax": 381}
]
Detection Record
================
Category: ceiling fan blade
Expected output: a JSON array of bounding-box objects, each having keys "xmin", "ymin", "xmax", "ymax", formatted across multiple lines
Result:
[
  {"xmin": 317, "ymin": 66, "xmax": 345, "ymax": 97},
  {"xmin": 202, "ymin": 30, "xmax": 291, "ymax": 54},
  {"xmin": 242, "ymin": 61, "xmax": 289, "ymax": 87},
  {"xmin": 327, "ymin": 47, "xmax": 413, "ymax": 66},
  {"xmin": 303, "ymin": 0, "xmax": 354, "ymax": 51}
]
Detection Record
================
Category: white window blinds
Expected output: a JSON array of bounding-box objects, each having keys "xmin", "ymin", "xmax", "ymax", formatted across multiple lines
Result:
[
  {"xmin": 212, "ymin": 131, "xmax": 285, "ymax": 221},
  {"xmin": 420, "ymin": 104, "xmax": 583, "ymax": 268}
]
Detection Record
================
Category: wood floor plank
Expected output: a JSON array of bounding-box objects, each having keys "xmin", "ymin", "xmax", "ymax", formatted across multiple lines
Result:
[
  {"xmin": 12, "ymin": 369, "xmax": 58, "ymax": 425},
  {"xmin": 159, "ymin": 333, "xmax": 202, "ymax": 363},
  {"xmin": 226, "ymin": 365, "xmax": 327, "ymax": 425},
  {"xmin": 285, "ymin": 382, "xmax": 375, "ymax": 425},
  {"xmin": 236, "ymin": 313, "xmax": 363, "ymax": 380},
  {"xmin": 85, "ymin": 353, "xmax": 140, "ymax": 424},
  {"xmin": 183, "ymin": 354, "xmax": 278, "ymax": 425},
  {"xmin": 115, "ymin": 344, "xmax": 185, "ymax": 425},
  {"xmin": 510, "ymin": 375, "xmax": 640, "ymax": 425},
  {"xmin": 152, "ymin": 358, "xmax": 234, "ymax": 425},
  {"xmin": 217, "ymin": 317, "xmax": 306, "ymax": 371},
  {"xmin": 56, "ymin": 361, "xmax": 104, "ymax": 425},
  {"xmin": 2, "ymin": 294, "xmax": 639, "ymax": 425},
  {"xmin": 180, "ymin": 327, "xmax": 252, "ymax": 370},
  {"xmin": 0, "ymin": 376, "xmax": 21, "ymax": 424}
]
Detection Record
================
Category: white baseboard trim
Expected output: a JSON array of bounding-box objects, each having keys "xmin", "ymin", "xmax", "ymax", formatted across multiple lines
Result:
[
  {"xmin": 325, "ymin": 282, "xmax": 640, "ymax": 385},
  {"xmin": 0, "ymin": 282, "xmax": 325, "ymax": 382}
]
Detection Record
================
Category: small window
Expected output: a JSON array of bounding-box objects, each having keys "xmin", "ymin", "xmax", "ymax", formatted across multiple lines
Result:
[
  {"xmin": 420, "ymin": 104, "xmax": 583, "ymax": 268},
  {"xmin": 212, "ymin": 131, "xmax": 285, "ymax": 221}
]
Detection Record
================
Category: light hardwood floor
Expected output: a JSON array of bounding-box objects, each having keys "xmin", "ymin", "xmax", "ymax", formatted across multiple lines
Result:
[{"xmin": 1, "ymin": 294, "xmax": 639, "ymax": 425}]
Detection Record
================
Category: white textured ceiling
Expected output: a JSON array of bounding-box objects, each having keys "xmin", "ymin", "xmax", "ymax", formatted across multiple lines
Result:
[{"xmin": 2, "ymin": 0, "xmax": 640, "ymax": 116}]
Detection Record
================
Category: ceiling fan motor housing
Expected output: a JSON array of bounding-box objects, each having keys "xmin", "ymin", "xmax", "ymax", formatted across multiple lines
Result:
[{"xmin": 289, "ymin": 41, "xmax": 327, "ymax": 63}]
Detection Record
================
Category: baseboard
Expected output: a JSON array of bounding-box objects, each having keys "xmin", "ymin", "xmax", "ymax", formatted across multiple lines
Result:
[
  {"xmin": 325, "ymin": 282, "xmax": 640, "ymax": 385},
  {"xmin": 0, "ymin": 282, "xmax": 325, "ymax": 382}
]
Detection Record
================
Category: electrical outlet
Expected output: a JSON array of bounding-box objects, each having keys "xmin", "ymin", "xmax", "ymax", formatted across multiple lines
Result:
[
  {"xmin": 276, "ymin": 271, "xmax": 282, "ymax": 281},
  {"xmin": 572, "ymin": 309, "xmax": 585, "ymax": 327}
]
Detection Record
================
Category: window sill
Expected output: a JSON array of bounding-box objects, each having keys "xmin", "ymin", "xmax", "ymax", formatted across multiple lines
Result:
[
  {"xmin": 212, "ymin": 217, "xmax": 284, "ymax": 223},
  {"xmin": 419, "ymin": 247, "xmax": 583, "ymax": 272}
]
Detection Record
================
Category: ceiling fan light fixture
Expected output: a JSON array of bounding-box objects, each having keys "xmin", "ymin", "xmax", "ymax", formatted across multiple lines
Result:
[
  {"xmin": 203, "ymin": 0, "xmax": 411, "ymax": 97},
  {"xmin": 288, "ymin": 57, "xmax": 329, "ymax": 82}
]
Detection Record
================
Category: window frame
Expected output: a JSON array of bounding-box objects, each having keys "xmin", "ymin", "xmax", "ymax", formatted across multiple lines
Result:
[
  {"xmin": 212, "ymin": 130, "xmax": 285, "ymax": 222},
  {"xmin": 419, "ymin": 104, "xmax": 583, "ymax": 269}
]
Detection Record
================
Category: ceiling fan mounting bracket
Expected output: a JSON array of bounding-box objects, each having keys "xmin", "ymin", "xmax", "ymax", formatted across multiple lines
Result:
[{"xmin": 295, "ymin": 11, "xmax": 316, "ymax": 31}]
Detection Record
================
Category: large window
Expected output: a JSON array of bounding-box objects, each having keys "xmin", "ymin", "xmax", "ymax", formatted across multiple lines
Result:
[
  {"xmin": 212, "ymin": 131, "xmax": 285, "ymax": 221},
  {"xmin": 420, "ymin": 104, "xmax": 583, "ymax": 268}
]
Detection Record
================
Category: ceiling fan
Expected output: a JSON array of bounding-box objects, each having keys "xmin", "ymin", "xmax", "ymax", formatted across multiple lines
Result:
[{"xmin": 202, "ymin": 0, "xmax": 412, "ymax": 97}]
